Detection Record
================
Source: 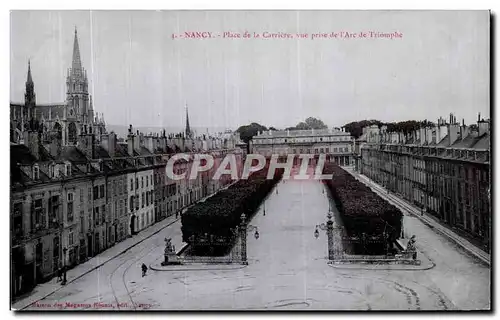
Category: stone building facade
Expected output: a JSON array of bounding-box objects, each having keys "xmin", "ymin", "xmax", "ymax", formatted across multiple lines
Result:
[
  {"xmin": 359, "ymin": 114, "xmax": 491, "ymax": 251},
  {"xmin": 251, "ymin": 128, "xmax": 355, "ymax": 166}
]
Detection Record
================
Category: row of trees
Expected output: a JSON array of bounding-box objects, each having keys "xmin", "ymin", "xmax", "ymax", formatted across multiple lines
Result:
[
  {"xmin": 236, "ymin": 117, "xmax": 447, "ymax": 145},
  {"xmin": 323, "ymin": 163, "xmax": 402, "ymax": 255},
  {"xmin": 343, "ymin": 120, "xmax": 437, "ymax": 139},
  {"xmin": 181, "ymin": 164, "xmax": 284, "ymax": 256}
]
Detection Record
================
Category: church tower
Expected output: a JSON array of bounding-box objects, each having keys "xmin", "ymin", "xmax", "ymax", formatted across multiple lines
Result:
[
  {"xmin": 185, "ymin": 104, "xmax": 192, "ymax": 138},
  {"xmin": 24, "ymin": 60, "xmax": 36, "ymax": 123},
  {"xmin": 66, "ymin": 28, "xmax": 94, "ymax": 145}
]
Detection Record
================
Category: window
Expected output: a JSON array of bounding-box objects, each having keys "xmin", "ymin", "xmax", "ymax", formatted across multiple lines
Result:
[
  {"xmin": 142, "ymin": 192, "xmax": 145, "ymax": 208},
  {"xmin": 67, "ymin": 193, "xmax": 74, "ymax": 223},
  {"xmin": 69, "ymin": 229, "xmax": 74, "ymax": 246},
  {"xmin": 101, "ymin": 205, "xmax": 106, "ymax": 224},
  {"xmin": 33, "ymin": 165, "xmax": 39, "ymax": 180},
  {"xmin": 141, "ymin": 177, "xmax": 144, "ymax": 188},
  {"xmin": 131, "ymin": 179, "xmax": 134, "ymax": 191},
  {"xmin": 130, "ymin": 196, "xmax": 134, "ymax": 211},
  {"xmin": 146, "ymin": 176, "xmax": 149, "ymax": 187},
  {"xmin": 136, "ymin": 178, "xmax": 139, "ymax": 190},
  {"xmin": 65, "ymin": 163, "xmax": 72, "ymax": 176},
  {"xmin": 93, "ymin": 186, "xmax": 99, "ymax": 200},
  {"xmin": 80, "ymin": 189, "xmax": 84, "ymax": 202},
  {"xmin": 49, "ymin": 164, "xmax": 54, "ymax": 178},
  {"xmin": 13, "ymin": 203, "xmax": 23, "ymax": 237},
  {"xmin": 94, "ymin": 207, "xmax": 99, "ymax": 226},
  {"xmin": 99, "ymin": 185, "xmax": 105, "ymax": 199},
  {"xmin": 80, "ymin": 214, "xmax": 84, "ymax": 234}
]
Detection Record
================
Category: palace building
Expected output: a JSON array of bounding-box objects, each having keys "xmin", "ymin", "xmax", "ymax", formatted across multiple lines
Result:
[{"xmin": 251, "ymin": 128, "xmax": 355, "ymax": 166}]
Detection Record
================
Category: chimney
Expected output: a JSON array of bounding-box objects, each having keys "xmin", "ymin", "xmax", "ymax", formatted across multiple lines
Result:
[
  {"xmin": 478, "ymin": 119, "xmax": 489, "ymax": 136},
  {"xmin": 419, "ymin": 127, "xmax": 426, "ymax": 145},
  {"xmin": 287, "ymin": 129, "xmax": 290, "ymax": 136},
  {"xmin": 101, "ymin": 132, "xmax": 116, "ymax": 157},
  {"xmin": 127, "ymin": 129, "xmax": 135, "ymax": 156},
  {"xmin": 133, "ymin": 132, "xmax": 141, "ymax": 153},
  {"xmin": 448, "ymin": 121, "xmax": 461, "ymax": 146},
  {"xmin": 436, "ymin": 120, "xmax": 448, "ymax": 144},
  {"xmin": 144, "ymin": 135, "xmax": 154, "ymax": 153},
  {"xmin": 460, "ymin": 123, "xmax": 469, "ymax": 140},
  {"xmin": 78, "ymin": 132, "xmax": 95, "ymax": 159},
  {"xmin": 49, "ymin": 132, "xmax": 62, "ymax": 158},
  {"xmin": 24, "ymin": 131, "xmax": 40, "ymax": 160}
]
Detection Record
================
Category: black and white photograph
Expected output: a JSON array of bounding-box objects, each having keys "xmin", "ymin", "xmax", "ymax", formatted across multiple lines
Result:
[{"xmin": 9, "ymin": 9, "xmax": 491, "ymax": 311}]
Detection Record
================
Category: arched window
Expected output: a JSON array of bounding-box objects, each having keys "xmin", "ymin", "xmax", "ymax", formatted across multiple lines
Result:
[
  {"xmin": 68, "ymin": 122, "xmax": 77, "ymax": 144},
  {"xmin": 53, "ymin": 122, "xmax": 62, "ymax": 140},
  {"xmin": 33, "ymin": 164, "xmax": 39, "ymax": 180}
]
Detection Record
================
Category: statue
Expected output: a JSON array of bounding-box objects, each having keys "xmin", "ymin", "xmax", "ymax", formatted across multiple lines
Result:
[
  {"xmin": 161, "ymin": 237, "xmax": 180, "ymax": 266},
  {"xmin": 406, "ymin": 235, "xmax": 417, "ymax": 260},
  {"xmin": 164, "ymin": 238, "xmax": 175, "ymax": 255}
]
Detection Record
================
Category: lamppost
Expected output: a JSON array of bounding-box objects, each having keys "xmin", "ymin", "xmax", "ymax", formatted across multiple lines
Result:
[
  {"xmin": 61, "ymin": 247, "xmax": 67, "ymax": 285},
  {"xmin": 314, "ymin": 212, "xmax": 334, "ymax": 260},
  {"xmin": 421, "ymin": 194, "xmax": 424, "ymax": 216},
  {"xmin": 326, "ymin": 212, "xmax": 334, "ymax": 260},
  {"xmin": 239, "ymin": 213, "xmax": 259, "ymax": 265}
]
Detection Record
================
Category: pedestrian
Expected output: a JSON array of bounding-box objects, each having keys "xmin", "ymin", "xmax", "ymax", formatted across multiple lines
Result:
[
  {"xmin": 57, "ymin": 267, "xmax": 62, "ymax": 282},
  {"xmin": 141, "ymin": 263, "xmax": 148, "ymax": 277}
]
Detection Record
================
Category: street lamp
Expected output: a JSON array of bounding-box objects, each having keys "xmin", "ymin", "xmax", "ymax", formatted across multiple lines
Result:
[
  {"xmin": 421, "ymin": 194, "xmax": 424, "ymax": 216},
  {"xmin": 61, "ymin": 247, "xmax": 68, "ymax": 285}
]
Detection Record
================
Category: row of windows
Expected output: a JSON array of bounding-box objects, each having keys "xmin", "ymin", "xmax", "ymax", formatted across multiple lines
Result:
[
  {"xmin": 255, "ymin": 136, "xmax": 351, "ymax": 144},
  {"xmin": 130, "ymin": 174, "xmax": 154, "ymax": 191},
  {"xmin": 129, "ymin": 191, "xmax": 155, "ymax": 211},
  {"xmin": 290, "ymin": 147, "xmax": 350, "ymax": 154}
]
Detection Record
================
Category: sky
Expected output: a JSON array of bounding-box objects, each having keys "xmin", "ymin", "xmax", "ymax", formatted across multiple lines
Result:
[{"xmin": 10, "ymin": 10, "xmax": 490, "ymax": 131}]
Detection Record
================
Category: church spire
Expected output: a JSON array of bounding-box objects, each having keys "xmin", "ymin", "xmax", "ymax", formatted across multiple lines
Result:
[
  {"xmin": 27, "ymin": 59, "xmax": 33, "ymax": 84},
  {"xmin": 185, "ymin": 104, "xmax": 192, "ymax": 138},
  {"xmin": 25, "ymin": 60, "xmax": 35, "ymax": 107},
  {"xmin": 72, "ymin": 27, "xmax": 82, "ymax": 74}
]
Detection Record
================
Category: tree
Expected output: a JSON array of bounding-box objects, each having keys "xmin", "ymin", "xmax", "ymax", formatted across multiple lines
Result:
[
  {"xmin": 343, "ymin": 120, "xmax": 383, "ymax": 139},
  {"xmin": 269, "ymin": 127, "xmax": 278, "ymax": 131},
  {"xmin": 287, "ymin": 117, "xmax": 328, "ymax": 131},
  {"xmin": 236, "ymin": 122, "xmax": 268, "ymax": 144},
  {"xmin": 304, "ymin": 117, "xmax": 328, "ymax": 130}
]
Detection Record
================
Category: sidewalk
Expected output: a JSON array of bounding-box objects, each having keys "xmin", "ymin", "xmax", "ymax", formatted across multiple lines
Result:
[
  {"xmin": 344, "ymin": 168, "xmax": 490, "ymax": 266},
  {"xmin": 12, "ymin": 214, "xmax": 182, "ymax": 311}
]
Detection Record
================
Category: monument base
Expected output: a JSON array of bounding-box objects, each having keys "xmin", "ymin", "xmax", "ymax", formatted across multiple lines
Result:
[{"xmin": 161, "ymin": 253, "xmax": 182, "ymax": 266}]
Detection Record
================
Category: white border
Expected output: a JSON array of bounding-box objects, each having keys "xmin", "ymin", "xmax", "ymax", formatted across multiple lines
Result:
[{"xmin": 2, "ymin": 1, "xmax": 497, "ymax": 319}]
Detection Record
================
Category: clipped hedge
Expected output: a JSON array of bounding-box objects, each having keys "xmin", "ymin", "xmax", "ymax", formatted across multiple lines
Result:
[
  {"xmin": 181, "ymin": 164, "xmax": 283, "ymax": 255},
  {"xmin": 323, "ymin": 163, "xmax": 402, "ymax": 241}
]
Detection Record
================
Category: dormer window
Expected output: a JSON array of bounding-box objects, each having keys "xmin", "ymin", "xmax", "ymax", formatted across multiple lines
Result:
[
  {"xmin": 49, "ymin": 163, "xmax": 55, "ymax": 178},
  {"xmin": 99, "ymin": 160, "xmax": 104, "ymax": 172},
  {"xmin": 65, "ymin": 162, "xmax": 72, "ymax": 176},
  {"xmin": 33, "ymin": 164, "xmax": 40, "ymax": 180}
]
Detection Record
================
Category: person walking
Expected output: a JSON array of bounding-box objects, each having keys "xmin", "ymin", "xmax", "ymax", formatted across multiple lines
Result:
[
  {"xmin": 141, "ymin": 263, "xmax": 148, "ymax": 277},
  {"xmin": 57, "ymin": 266, "xmax": 63, "ymax": 282}
]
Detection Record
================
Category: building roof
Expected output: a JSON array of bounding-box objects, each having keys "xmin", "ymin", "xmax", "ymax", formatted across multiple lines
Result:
[
  {"xmin": 257, "ymin": 129, "xmax": 351, "ymax": 138},
  {"xmin": 11, "ymin": 144, "xmax": 37, "ymax": 165},
  {"xmin": 60, "ymin": 146, "xmax": 88, "ymax": 163}
]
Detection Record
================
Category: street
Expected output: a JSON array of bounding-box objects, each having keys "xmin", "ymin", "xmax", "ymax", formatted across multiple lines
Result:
[{"xmin": 25, "ymin": 167, "xmax": 490, "ymax": 310}]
